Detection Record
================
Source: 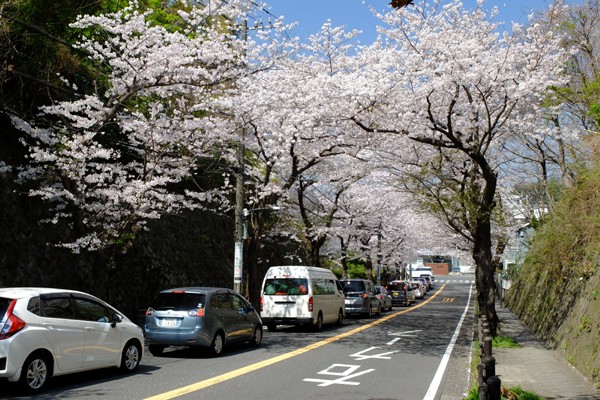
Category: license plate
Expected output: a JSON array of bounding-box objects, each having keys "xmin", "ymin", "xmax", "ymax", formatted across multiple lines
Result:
[
  {"xmin": 161, "ymin": 318, "xmax": 178, "ymax": 327},
  {"xmin": 393, "ymin": 292, "xmax": 399, "ymax": 296}
]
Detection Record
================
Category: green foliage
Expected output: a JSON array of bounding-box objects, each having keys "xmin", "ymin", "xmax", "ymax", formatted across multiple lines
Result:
[
  {"xmin": 347, "ymin": 261, "xmax": 369, "ymax": 279},
  {"xmin": 579, "ymin": 315, "xmax": 593, "ymax": 333},
  {"xmin": 463, "ymin": 384, "xmax": 479, "ymax": 400},
  {"xmin": 493, "ymin": 336, "xmax": 520, "ymax": 348},
  {"xmin": 463, "ymin": 385, "xmax": 542, "ymax": 400}
]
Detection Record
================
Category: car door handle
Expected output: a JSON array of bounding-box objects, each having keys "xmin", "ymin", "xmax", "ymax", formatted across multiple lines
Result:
[
  {"xmin": 84, "ymin": 327, "xmax": 95, "ymax": 332},
  {"xmin": 42, "ymin": 322, "xmax": 54, "ymax": 330}
]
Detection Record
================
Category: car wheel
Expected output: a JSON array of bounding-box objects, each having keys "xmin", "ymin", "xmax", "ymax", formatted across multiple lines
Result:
[
  {"xmin": 19, "ymin": 352, "xmax": 51, "ymax": 393},
  {"xmin": 209, "ymin": 332, "xmax": 224, "ymax": 356},
  {"xmin": 336, "ymin": 309, "xmax": 344, "ymax": 326},
  {"xmin": 314, "ymin": 312, "xmax": 323, "ymax": 331},
  {"xmin": 149, "ymin": 345, "xmax": 165, "ymax": 357},
  {"xmin": 250, "ymin": 325, "xmax": 263, "ymax": 346},
  {"xmin": 267, "ymin": 323, "xmax": 277, "ymax": 332},
  {"xmin": 377, "ymin": 304, "xmax": 382, "ymax": 316},
  {"xmin": 120, "ymin": 341, "xmax": 141, "ymax": 372},
  {"xmin": 367, "ymin": 305, "xmax": 373, "ymax": 318}
]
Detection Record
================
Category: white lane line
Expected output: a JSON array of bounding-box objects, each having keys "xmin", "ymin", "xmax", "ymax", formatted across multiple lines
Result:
[{"xmin": 423, "ymin": 284, "xmax": 473, "ymax": 400}]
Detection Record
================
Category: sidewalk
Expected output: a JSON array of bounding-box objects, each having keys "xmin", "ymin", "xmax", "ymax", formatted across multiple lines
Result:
[{"xmin": 494, "ymin": 305, "xmax": 600, "ymax": 400}]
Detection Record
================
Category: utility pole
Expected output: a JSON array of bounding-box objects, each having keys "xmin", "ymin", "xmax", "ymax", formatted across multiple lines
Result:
[
  {"xmin": 376, "ymin": 220, "xmax": 382, "ymax": 285},
  {"xmin": 233, "ymin": 19, "xmax": 248, "ymax": 294}
]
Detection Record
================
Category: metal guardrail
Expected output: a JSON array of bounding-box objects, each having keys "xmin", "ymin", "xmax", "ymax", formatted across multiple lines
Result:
[{"xmin": 478, "ymin": 315, "xmax": 501, "ymax": 400}]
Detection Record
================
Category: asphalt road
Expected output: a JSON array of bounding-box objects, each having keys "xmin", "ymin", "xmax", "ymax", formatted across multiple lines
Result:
[{"xmin": 0, "ymin": 275, "xmax": 477, "ymax": 400}]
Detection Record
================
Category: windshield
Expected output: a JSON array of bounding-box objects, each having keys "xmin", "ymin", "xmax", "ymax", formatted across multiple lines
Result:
[{"xmin": 263, "ymin": 278, "xmax": 309, "ymax": 295}]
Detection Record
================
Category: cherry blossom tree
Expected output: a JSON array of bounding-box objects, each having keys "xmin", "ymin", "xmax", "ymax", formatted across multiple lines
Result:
[
  {"xmin": 11, "ymin": 0, "xmax": 266, "ymax": 253},
  {"xmin": 235, "ymin": 21, "xmax": 365, "ymax": 301},
  {"xmin": 343, "ymin": 0, "xmax": 570, "ymax": 334},
  {"xmin": 8, "ymin": 0, "xmax": 285, "ymax": 300}
]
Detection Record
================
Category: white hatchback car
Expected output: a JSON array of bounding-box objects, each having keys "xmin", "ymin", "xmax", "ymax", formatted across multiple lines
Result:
[{"xmin": 0, "ymin": 287, "xmax": 144, "ymax": 393}]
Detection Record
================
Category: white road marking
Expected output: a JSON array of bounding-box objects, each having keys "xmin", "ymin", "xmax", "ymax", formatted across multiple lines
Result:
[
  {"xmin": 386, "ymin": 330, "xmax": 422, "ymax": 345},
  {"xmin": 303, "ymin": 364, "xmax": 375, "ymax": 386},
  {"xmin": 350, "ymin": 346, "xmax": 399, "ymax": 360}
]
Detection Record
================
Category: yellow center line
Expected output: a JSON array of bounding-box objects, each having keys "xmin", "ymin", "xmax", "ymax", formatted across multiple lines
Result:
[{"xmin": 145, "ymin": 283, "xmax": 448, "ymax": 400}]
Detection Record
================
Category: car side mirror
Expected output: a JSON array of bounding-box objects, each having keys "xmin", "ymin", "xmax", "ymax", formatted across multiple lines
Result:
[{"xmin": 110, "ymin": 313, "xmax": 122, "ymax": 328}]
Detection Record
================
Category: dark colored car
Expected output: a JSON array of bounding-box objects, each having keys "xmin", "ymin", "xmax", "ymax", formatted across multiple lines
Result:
[
  {"xmin": 144, "ymin": 287, "xmax": 262, "ymax": 357},
  {"xmin": 340, "ymin": 279, "xmax": 381, "ymax": 317},
  {"xmin": 387, "ymin": 280, "xmax": 416, "ymax": 307}
]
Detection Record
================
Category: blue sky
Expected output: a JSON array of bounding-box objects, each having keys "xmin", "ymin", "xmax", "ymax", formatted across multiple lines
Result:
[{"xmin": 261, "ymin": 0, "xmax": 577, "ymax": 44}]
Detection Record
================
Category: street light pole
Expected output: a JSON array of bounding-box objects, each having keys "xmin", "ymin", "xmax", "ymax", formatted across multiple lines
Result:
[{"xmin": 233, "ymin": 19, "xmax": 248, "ymax": 295}]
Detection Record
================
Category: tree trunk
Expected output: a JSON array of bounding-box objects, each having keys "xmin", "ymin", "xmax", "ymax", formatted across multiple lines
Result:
[
  {"xmin": 473, "ymin": 218, "xmax": 499, "ymax": 336},
  {"xmin": 339, "ymin": 236, "xmax": 349, "ymax": 278},
  {"xmin": 246, "ymin": 236, "xmax": 261, "ymax": 308}
]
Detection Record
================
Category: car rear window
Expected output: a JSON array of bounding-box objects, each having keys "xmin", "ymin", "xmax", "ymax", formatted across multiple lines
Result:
[
  {"xmin": 387, "ymin": 282, "xmax": 406, "ymax": 290},
  {"xmin": 153, "ymin": 293, "xmax": 206, "ymax": 311},
  {"xmin": 341, "ymin": 280, "xmax": 366, "ymax": 293},
  {"xmin": 263, "ymin": 278, "xmax": 309, "ymax": 295}
]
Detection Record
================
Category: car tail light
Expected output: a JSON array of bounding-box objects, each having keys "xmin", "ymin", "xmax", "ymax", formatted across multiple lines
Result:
[
  {"xmin": 378, "ymin": 295, "xmax": 383, "ymax": 300},
  {"xmin": 308, "ymin": 296, "xmax": 313, "ymax": 312},
  {"xmin": 362, "ymin": 293, "xmax": 368, "ymax": 298},
  {"xmin": 145, "ymin": 307, "xmax": 154, "ymax": 316},
  {"xmin": 194, "ymin": 308, "xmax": 205, "ymax": 317},
  {"xmin": 260, "ymin": 297, "xmax": 263, "ymax": 312},
  {"xmin": 0, "ymin": 300, "xmax": 26, "ymax": 340}
]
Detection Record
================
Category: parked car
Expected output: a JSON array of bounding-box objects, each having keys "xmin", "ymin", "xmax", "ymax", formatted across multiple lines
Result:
[
  {"xmin": 0, "ymin": 287, "xmax": 144, "ymax": 393},
  {"xmin": 411, "ymin": 279, "xmax": 426, "ymax": 299},
  {"xmin": 260, "ymin": 266, "xmax": 345, "ymax": 332},
  {"xmin": 414, "ymin": 277, "xmax": 428, "ymax": 294},
  {"xmin": 375, "ymin": 285, "xmax": 393, "ymax": 311},
  {"xmin": 386, "ymin": 280, "xmax": 416, "ymax": 307},
  {"xmin": 144, "ymin": 287, "xmax": 262, "ymax": 357},
  {"xmin": 420, "ymin": 275, "xmax": 434, "ymax": 289},
  {"xmin": 340, "ymin": 279, "xmax": 381, "ymax": 317}
]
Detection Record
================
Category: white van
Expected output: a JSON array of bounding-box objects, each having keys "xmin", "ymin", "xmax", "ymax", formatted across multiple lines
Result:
[
  {"xmin": 410, "ymin": 266, "xmax": 435, "ymax": 285},
  {"xmin": 260, "ymin": 266, "xmax": 345, "ymax": 332}
]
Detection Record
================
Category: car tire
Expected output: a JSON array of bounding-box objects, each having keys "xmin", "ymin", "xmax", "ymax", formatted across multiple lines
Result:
[
  {"xmin": 377, "ymin": 304, "xmax": 382, "ymax": 316},
  {"xmin": 19, "ymin": 352, "xmax": 51, "ymax": 394},
  {"xmin": 209, "ymin": 332, "xmax": 224, "ymax": 356},
  {"xmin": 250, "ymin": 325, "xmax": 263, "ymax": 346},
  {"xmin": 120, "ymin": 341, "xmax": 141, "ymax": 372},
  {"xmin": 314, "ymin": 312, "xmax": 323, "ymax": 331},
  {"xmin": 336, "ymin": 309, "xmax": 344, "ymax": 326},
  {"xmin": 149, "ymin": 345, "xmax": 165, "ymax": 357},
  {"xmin": 367, "ymin": 305, "xmax": 373, "ymax": 318},
  {"xmin": 267, "ymin": 323, "xmax": 277, "ymax": 332}
]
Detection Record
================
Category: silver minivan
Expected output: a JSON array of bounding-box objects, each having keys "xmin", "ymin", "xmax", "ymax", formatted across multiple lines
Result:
[{"xmin": 340, "ymin": 278, "xmax": 381, "ymax": 317}]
